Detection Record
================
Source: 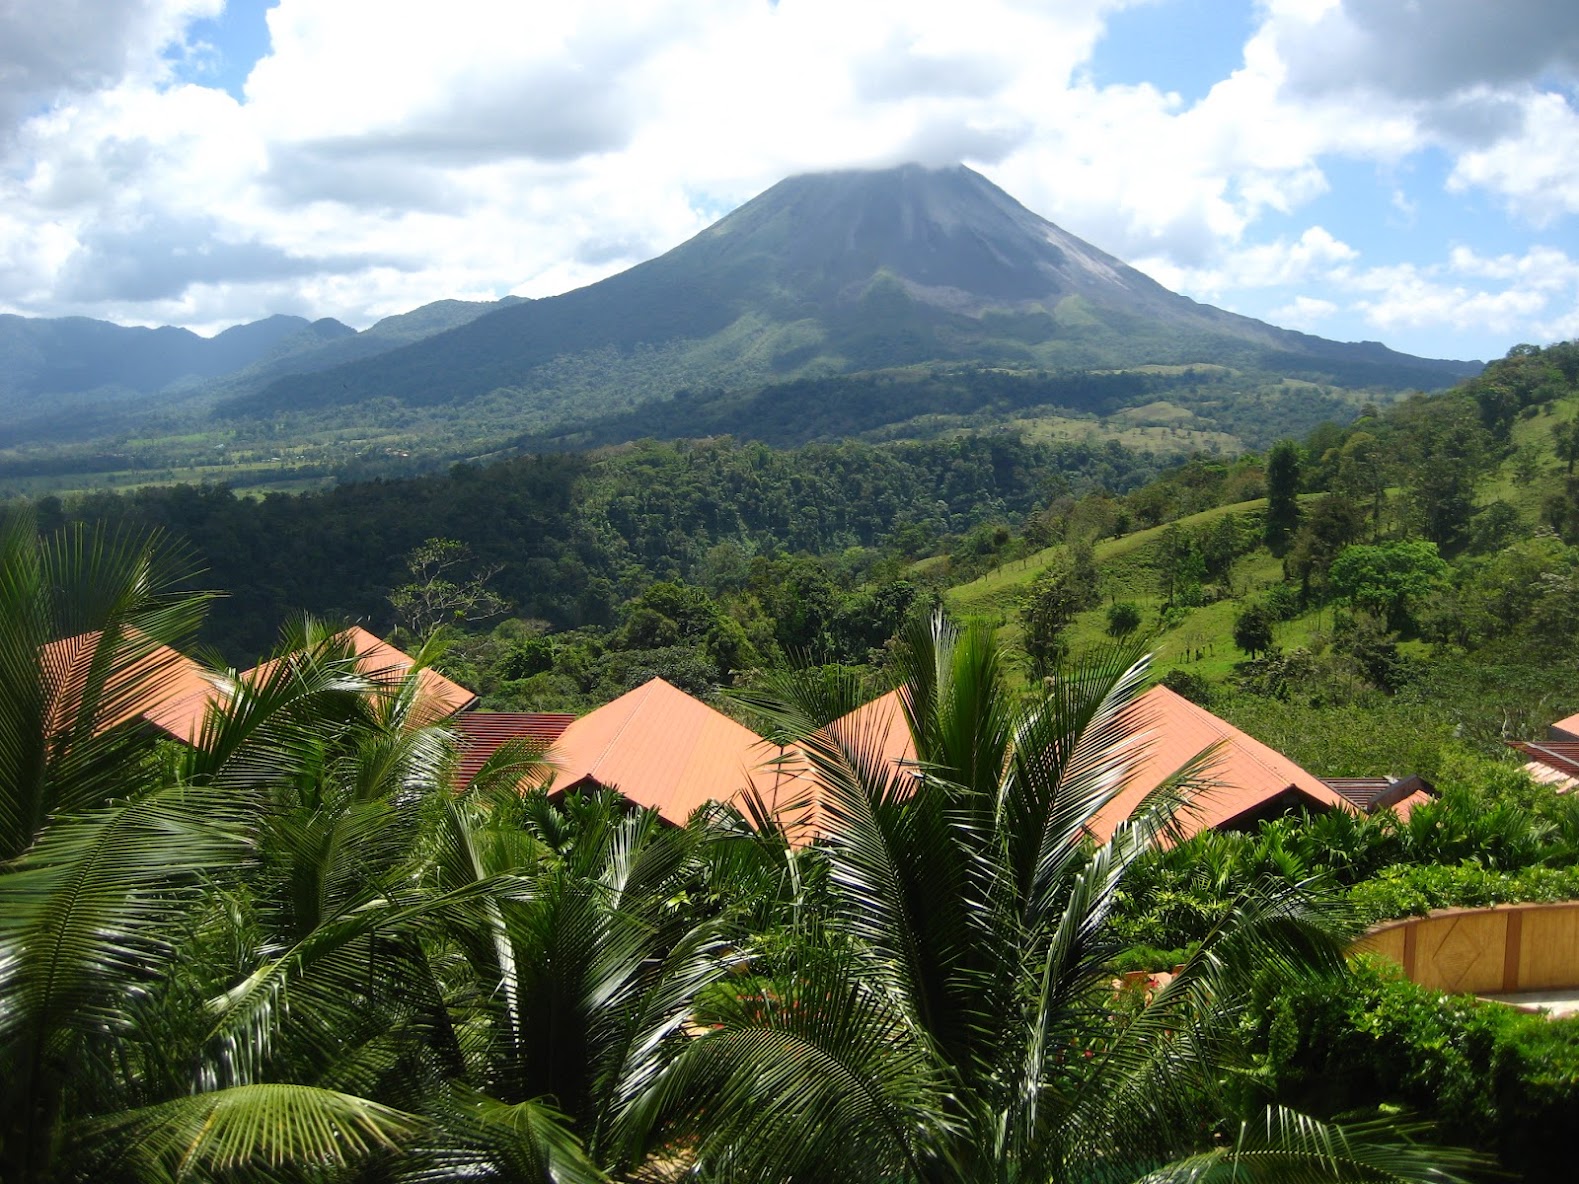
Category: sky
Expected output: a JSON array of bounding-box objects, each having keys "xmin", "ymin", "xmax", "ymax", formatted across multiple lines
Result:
[{"xmin": 1, "ymin": 0, "xmax": 1576, "ymax": 363}]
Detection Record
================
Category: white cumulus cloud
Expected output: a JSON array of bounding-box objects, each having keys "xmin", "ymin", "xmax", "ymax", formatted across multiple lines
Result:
[{"xmin": 0, "ymin": 0, "xmax": 1571, "ymax": 363}]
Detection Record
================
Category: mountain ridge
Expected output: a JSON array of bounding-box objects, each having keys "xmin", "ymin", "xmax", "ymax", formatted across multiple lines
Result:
[
  {"xmin": 222, "ymin": 163, "xmax": 1479, "ymax": 429},
  {"xmin": 0, "ymin": 163, "xmax": 1483, "ymax": 475}
]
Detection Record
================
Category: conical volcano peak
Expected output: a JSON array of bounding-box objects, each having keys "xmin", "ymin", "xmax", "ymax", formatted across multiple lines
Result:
[
  {"xmin": 228, "ymin": 161, "xmax": 1479, "ymax": 431},
  {"xmin": 694, "ymin": 161, "xmax": 1159, "ymax": 308}
]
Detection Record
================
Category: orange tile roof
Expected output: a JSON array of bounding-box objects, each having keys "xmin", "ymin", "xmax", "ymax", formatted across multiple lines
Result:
[
  {"xmin": 241, "ymin": 625, "xmax": 476, "ymax": 724},
  {"xmin": 1318, "ymin": 775, "xmax": 1435, "ymax": 815},
  {"xmin": 794, "ymin": 683, "xmax": 1352, "ymax": 843},
  {"xmin": 550, "ymin": 677, "xmax": 795, "ymax": 826},
  {"xmin": 1511, "ymin": 740, "xmax": 1579, "ymax": 792},
  {"xmin": 1550, "ymin": 712, "xmax": 1579, "ymax": 741},
  {"xmin": 40, "ymin": 629, "xmax": 230, "ymax": 744},
  {"xmin": 1098, "ymin": 685, "xmax": 1351, "ymax": 840},
  {"xmin": 829, "ymin": 688, "xmax": 916, "ymax": 777},
  {"xmin": 1389, "ymin": 789, "xmax": 1433, "ymax": 818},
  {"xmin": 451, "ymin": 711, "xmax": 575, "ymax": 787}
]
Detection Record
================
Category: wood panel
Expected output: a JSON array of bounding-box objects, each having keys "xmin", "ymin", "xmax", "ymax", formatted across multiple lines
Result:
[
  {"xmin": 1517, "ymin": 905, "xmax": 1579, "ymax": 990},
  {"xmin": 1353, "ymin": 926, "xmax": 1407, "ymax": 965},
  {"xmin": 1355, "ymin": 903, "xmax": 1579, "ymax": 995},
  {"xmin": 1412, "ymin": 911, "xmax": 1507, "ymax": 994}
]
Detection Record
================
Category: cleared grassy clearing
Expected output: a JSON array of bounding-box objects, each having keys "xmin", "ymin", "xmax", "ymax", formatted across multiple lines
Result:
[{"xmin": 946, "ymin": 497, "xmax": 1272, "ymax": 620}]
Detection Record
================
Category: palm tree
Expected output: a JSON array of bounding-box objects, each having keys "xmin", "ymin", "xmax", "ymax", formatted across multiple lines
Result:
[
  {"xmin": 0, "ymin": 522, "xmax": 431, "ymax": 1184},
  {"xmin": 654, "ymin": 615, "xmax": 1477, "ymax": 1183},
  {"xmin": 406, "ymin": 787, "xmax": 771, "ymax": 1182}
]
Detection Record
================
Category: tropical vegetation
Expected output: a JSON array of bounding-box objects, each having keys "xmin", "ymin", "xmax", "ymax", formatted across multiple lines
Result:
[{"xmin": 1, "ymin": 513, "xmax": 1484, "ymax": 1182}]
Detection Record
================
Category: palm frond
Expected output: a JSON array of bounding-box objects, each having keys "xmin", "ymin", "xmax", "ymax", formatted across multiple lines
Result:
[
  {"xmin": 649, "ymin": 948, "xmax": 951, "ymax": 1184},
  {"xmin": 89, "ymin": 1082, "xmax": 420, "ymax": 1178},
  {"xmin": 0, "ymin": 513, "xmax": 212, "ymax": 860},
  {"xmin": 1131, "ymin": 1105, "xmax": 1485, "ymax": 1183},
  {"xmin": 0, "ymin": 786, "xmax": 250, "ymax": 1047},
  {"xmin": 410, "ymin": 1087, "xmax": 605, "ymax": 1184}
]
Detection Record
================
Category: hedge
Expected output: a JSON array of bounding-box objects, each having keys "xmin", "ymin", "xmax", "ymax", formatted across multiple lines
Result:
[{"xmin": 1253, "ymin": 959, "xmax": 1579, "ymax": 1180}]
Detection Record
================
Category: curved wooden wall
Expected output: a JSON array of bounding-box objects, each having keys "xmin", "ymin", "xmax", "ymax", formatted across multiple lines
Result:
[{"xmin": 1354, "ymin": 902, "xmax": 1579, "ymax": 995}]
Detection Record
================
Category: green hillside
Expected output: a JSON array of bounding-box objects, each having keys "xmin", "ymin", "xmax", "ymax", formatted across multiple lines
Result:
[{"xmin": 933, "ymin": 340, "xmax": 1579, "ymax": 748}]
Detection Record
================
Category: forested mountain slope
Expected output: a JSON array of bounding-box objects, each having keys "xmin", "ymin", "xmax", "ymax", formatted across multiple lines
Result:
[
  {"xmin": 229, "ymin": 164, "xmax": 1477, "ymax": 435},
  {"xmin": 39, "ymin": 433, "xmax": 1155, "ymax": 661}
]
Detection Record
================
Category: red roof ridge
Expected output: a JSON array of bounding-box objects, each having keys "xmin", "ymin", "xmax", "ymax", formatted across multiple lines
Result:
[
  {"xmin": 581, "ymin": 677, "xmax": 664, "ymax": 782},
  {"xmin": 1144, "ymin": 684, "xmax": 1303, "ymax": 792}
]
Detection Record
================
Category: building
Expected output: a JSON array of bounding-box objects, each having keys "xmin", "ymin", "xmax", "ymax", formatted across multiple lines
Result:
[
  {"xmin": 541, "ymin": 677, "xmax": 807, "ymax": 827},
  {"xmin": 238, "ymin": 625, "xmax": 476, "ymax": 724},
  {"xmin": 810, "ymin": 683, "xmax": 1428, "ymax": 842},
  {"xmin": 40, "ymin": 629, "xmax": 231, "ymax": 744}
]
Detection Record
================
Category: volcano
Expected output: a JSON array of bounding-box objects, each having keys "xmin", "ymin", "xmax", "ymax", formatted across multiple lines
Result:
[{"xmin": 225, "ymin": 164, "xmax": 1478, "ymax": 432}]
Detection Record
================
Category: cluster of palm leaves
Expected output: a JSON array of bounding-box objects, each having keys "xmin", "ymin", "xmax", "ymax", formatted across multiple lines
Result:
[{"xmin": 0, "ymin": 514, "xmax": 1477, "ymax": 1183}]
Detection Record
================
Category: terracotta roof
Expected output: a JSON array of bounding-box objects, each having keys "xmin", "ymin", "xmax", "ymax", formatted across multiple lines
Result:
[
  {"xmin": 241, "ymin": 626, "xmax": 476, "ymax": 724},
  {"xmin": 40, "ymin": 629, "xmax": 230, "ymax": 744},
  {"xmin": 1319, "ymin": 775, "xmax": 1435, "ymax": 816},
  {"xmin": 801, "ymin": 683, "xmax": 1351, "ymax": 843},
  {"xmin": 1511, "ymin": 740, "xmax": 1579, "ymax": 792},
  {"xmin": 1096, "ymin": 685, "xmax": 1351, "ymax": 840},
  {"xmin": 1550, "ymin": 712, "xmax": 1579, "ymax": 741},
  {"xmin": 551, "ymin": 677, "xmax": 794, "ymax": 825},
  {"xmin": 1389, "ymin": 789, "xmax": 1433, "ymax": 818},
  {"xmin": 451, "ymin": 711, "xmax": 574, "ymax": 787},
  {"xmin": 829, "ymin": 688, "xmax": 917, "ymax": 778}
]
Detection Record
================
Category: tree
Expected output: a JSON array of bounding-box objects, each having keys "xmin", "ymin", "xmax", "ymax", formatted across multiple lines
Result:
[
  {"xmin": 1107, "ymin": 599, "xmax": 1143, "ymax": 638},
  {"xmin": 1333, "ymin": 431, "xmax": 1391, "ymax": 538},
  {"xmin": 1286, "ymin": 493, "xmax": 1366, "ymax": 598},
  {"xmin": 1157, "ymin": 524, "xmax": 1206, "ymax": 606},
  {"xmin": 1396, "ymin": 406, "xmax": 1489, "ymax": 553},
  {"xmin": 1020, "ymin": 547, "xmax": 1097, "ymax": 676},
  {"xmin": 0, "ymin": 522, "xmax": 430, "ymax": 1183},
  {"xmin": 1264, "ymin": 440, "xmax": 1302, "ymax": 557},
  {"xmin": 1553, "ymin": 417, "xmax": 1579, "ymax": 476},
  {"xmin": 1233, "ymin": 601, "xmax": 1276, "ymax": 659},
  {"xmin": 1328, "ymin": 541, "xmax": 1450, "ymax": 635},
  {"xmin": 685, "ymin": 617, "xmax": 1476, "ymax": 1184},
  {"xmin": 388, "ymin": 537, "xmax": 508, "ymax": 639},
  {"xmin": 410, "ymin": 789, "xmax": 741, "ymax": 1181}
]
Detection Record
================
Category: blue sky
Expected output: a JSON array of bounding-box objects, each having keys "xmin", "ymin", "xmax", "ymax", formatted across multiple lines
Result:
[{"xmin": 1, "ymin": 0, "xmax": 1576, "ymax": 364}]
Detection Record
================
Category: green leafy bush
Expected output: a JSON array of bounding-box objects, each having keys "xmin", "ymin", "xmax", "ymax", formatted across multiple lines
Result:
[
  {"xmin": 1254, "ymin": 959, "xmax": 1579, "ymax": 1180},
  {"xmin": 1108, "ymin": 942, "xmax": 1199, "ymax": 975},
  {"xmin": 1349, "ymin": 863, "xmax": 1579, "ymax": 925}
]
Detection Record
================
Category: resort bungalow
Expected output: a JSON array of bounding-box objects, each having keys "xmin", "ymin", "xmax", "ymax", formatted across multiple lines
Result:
[{"xmin": 819, "ymin": 682, "xmax": 1430, "ymax": 842}]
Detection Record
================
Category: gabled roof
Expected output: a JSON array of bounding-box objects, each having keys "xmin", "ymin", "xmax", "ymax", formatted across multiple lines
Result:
[
  {"xmin": 40, "ymin": 629, "xmax": 230, "ymax": 743},
  {"xmin": 1318, "ymin": 775, "xmax": 1434, "ymax": 818},
  {"xmin": 241, "ymin": 626, "xmax": 476, "ymax": 724},
  {"xmin": 451, "ymin": 711, "xmax": 575, "ymax": 787},
  {"xmin": 799, "ymin": 683, "xmax": 1352, "ymax": 843},
  {"xmin": 829, "ymin": 688, "xmax": 916, "ymax": 779},
  {"xmin": 551, "ymin": 677, "xmax": 793, "ymax": 825},
  {"xmin": 1102, "ymin": 685, "xmax": 1350, "ymax": 840},
  {"xmin": 1510, "ymin": 739, "xmax": 1579, "ymax": 792},
  {"xmin": 1550, "ymin": 712, "xmax": 1579, "ymax": 741}
]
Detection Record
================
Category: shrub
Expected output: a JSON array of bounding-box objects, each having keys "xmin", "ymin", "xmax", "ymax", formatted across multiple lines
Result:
[
  {"xmin": 1160, "ymin": 669, "xmax": 1214, "ymax": 706},
  {"xmin": 1108, "ymin": 942, "xmax": 1199, "ymax": 976},
  {"xmin": 1348, "ymin": 863, "xmax": 1579, "ymax": 925},
  {"xmin": 1263, "ymin": 581, "xmax": 1301, "ymax": 621},
  {"xmin": 1254, "ymin": 959, "xmax": 1579, "ymax": 1180},
  {"xmin": 1105, "ymin": 600, "xmax": 1142, "ymax": 638}
]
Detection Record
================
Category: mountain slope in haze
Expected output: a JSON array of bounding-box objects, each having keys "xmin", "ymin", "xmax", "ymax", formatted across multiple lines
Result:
[
  {"xmin": 0, "ymin": 312, "xmax": 349, "ymax": 404},
  {"xmin": 200, "ymin": 294, "xmax": 532, "ymax": 397},
  {"xmin": 0, "ymin": 294, "xmax": 533, "ymax": 447},
  {"xmin": 0, "ymin": 312, "xmax": 358, "ymax": 445},
  {"xmin": 226, "ymin": 164, "xmax": 1479, "ymax": 432}
]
